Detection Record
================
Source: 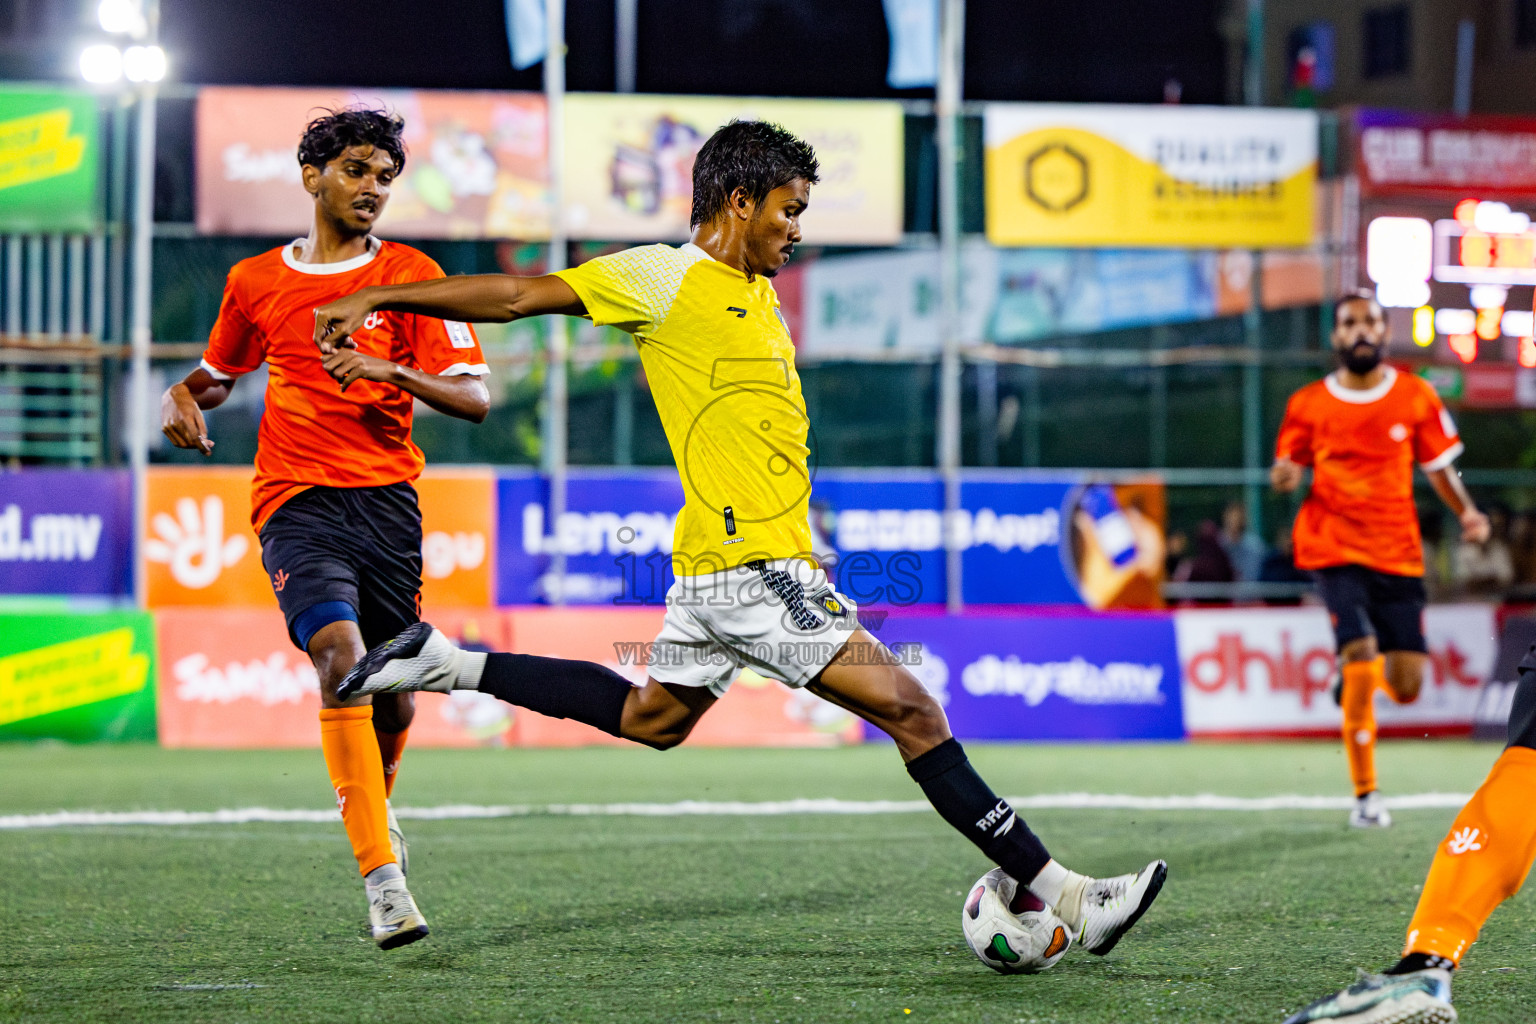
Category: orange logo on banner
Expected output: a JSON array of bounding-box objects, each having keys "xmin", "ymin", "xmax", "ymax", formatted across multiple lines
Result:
[
  {"xmin": 156, "ymin": 607, "xmax": 514, "ymax": 748},
  {"xmin": 416, "ymin": 468, "xmax": 495, "ymax": 611},
  {"xmin": 146, "ymin": 467, "xmax": 496, "ymax": 610},
  {"xmin": 145, "ymin": 467, "xmax": 269, "ymax": 607}
]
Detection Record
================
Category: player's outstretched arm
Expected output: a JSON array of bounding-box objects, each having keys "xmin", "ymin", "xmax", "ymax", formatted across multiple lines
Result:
[
  {"xmin": 313, "ymin": 275, "xmax": 585, "ymax": 354},
  {"xmin": 1426, "ymin": 466, "xmax": 1490, "ymax": 543},
  {"xmin": 160, "ymin": 367, "xmax": 233, "ymax": 456}
]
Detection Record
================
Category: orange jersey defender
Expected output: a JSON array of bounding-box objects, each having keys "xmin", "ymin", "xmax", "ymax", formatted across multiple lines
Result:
[
  {"xmin": 1275, "ymin": 366, "xmax": 1462, "ymax": 578},
  {"xmin": 200, "ymin": 240, "xmax": 487, "ymax": 531}
]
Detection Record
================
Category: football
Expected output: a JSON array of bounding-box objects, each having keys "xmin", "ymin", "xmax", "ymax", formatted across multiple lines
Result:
[{"xmin": 961, "ymin": 868, "xmax": 1074, "ymax": 974}]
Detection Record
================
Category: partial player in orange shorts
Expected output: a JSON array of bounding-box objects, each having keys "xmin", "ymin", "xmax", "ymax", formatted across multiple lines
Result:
[
  {"xmin": 1272, "ymin": 291, "xmax": 1489, "ymax": 828},
  {"xmin": 1281, "ymin": 645, "xmax": 1536, "ymax": 1023}
]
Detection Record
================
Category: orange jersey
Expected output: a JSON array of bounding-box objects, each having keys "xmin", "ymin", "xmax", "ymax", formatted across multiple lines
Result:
[
  {"xmin": 1275, "ymin": 367, "xmax": 1462, "ymax": 577},
  {"xmin": 201, "ymin": 239, "xmax": 487, "ymax": 530}
]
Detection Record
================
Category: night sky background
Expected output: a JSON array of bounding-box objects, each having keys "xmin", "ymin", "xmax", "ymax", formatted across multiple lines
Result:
[{"xmin": 154, "ymin": 0, "xmax": 1228, "ymax": 103}]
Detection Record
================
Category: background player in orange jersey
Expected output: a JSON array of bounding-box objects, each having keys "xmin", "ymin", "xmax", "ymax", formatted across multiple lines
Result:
[
  {"xmin": 160, "ymin": 107, "xmax": 490, "ymax": 949},
  {"xmin": 1272, "ymin": 291, "xmax": 1490, "ymax": 829}
]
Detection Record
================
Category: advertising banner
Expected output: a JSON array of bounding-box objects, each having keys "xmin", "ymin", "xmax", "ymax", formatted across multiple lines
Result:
[
  {"xmin": 0, "ymin": 610, "xmax": 155, "ymax": 742},
  {"xmin": 196, "ymin": 87, "xmax": 550, "ymax": 238},
  {"xmin": 1353, "ymin": 108, "xmax": 1536, "ymax": 199},
  {"xmin": 146, "ymin": 466, "xmax": 498, "ymax": 609},
  {"xmin": 799, "ymin": 244, "xmax": 998, "ymax": 354},
  {"xmin": 562, "ymin": 93, "xmax": 903, "ymax": 245},
  {"xmin": 798, "ymin": 244, "xmax": 1325, "ymax": 354},
  {"xmin": 819, "ymin": 475, "xmax": 1165, "ymax": 610},
  {"xmin": 497, "ymin": 469, "xmax": 685, "ymax": 605},
  {"xmin": 0, "ymin": 470, "xmax": 132, "ymax": 597},
  {"xmin": 872, "ymin": 612, "xmax": 1185, "ymax": 741},
  {"xmin": 0, "ymin": 88, "xmax": 98, "ymax": 233},
  {"xmin": 497, "ymin": 470, "xmax": 1165, "ymax": 609},
  {"xmin": 144, "ymin": 467, "xmax": 268, "ymax": 607},
  {"xmin": 155, "ymin": 606, "xmax": 860, "ymax": 748},
  {"xmin": 504, "ymin": 607, "xmax": 863, "ymax": 746},
  {"xmin": 156, "ymin": 607, "xmax": 515, "ymax": 748},
  {"xmin": 415, "ymin": 468, "xmax": 496, "ymax": 609},
  {"xmin": 991, "ymin": 248, "xmax": 1217, "ymax": 342},
  {"xmin": 1174, "ymin": 604, "xmax": 1495, "ymax": 738},
  {"xmin": 984, "ymin": 104, "xmax": 1317, "ymax": 248}
]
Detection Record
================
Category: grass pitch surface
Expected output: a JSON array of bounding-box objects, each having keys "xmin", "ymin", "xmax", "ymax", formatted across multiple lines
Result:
[{"xmin": 2, "ymin": 741, "xmax": 1533, "ymax": 1024}]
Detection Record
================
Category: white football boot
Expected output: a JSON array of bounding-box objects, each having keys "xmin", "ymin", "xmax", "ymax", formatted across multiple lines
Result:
[
  {"xmin": 338, "ymin": 622, "xmax": 462, "ymax": 700},
  {"xmin": 1281, "ymin": 968, "xmax": 1455, "ymax": 1024},
  {"xmin": 386, "ymin": 802, "xmax": 408, "ymax": 877},
  {"xmin": 1063, "ymin": 860, "xmax": 1167, "ymax": 955},
  {"xmin": 1350, "ymin": 791, "xmax": 1393, "ymax": 829},
  {"xmin": 368, "ymin": 876, "xmax": 429, "ymax": 950}
]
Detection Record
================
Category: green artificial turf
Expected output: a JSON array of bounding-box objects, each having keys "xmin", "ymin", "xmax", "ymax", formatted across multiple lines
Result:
[{"xmin": 1, "ymin": 741, "xmax": 1531, "ymax": 1023}]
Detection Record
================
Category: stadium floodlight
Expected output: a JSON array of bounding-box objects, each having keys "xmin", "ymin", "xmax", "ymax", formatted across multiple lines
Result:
[
  {"xmin": 122, "ymin": 44, "xmax": 166, "ymax": 82},
  {"xmin": 98, "ymin": 0, "xmax": 146, "ymax": 36},
  {"xmin": 78, "ymin": 43, "xmax": 124, "ymax": 84}
]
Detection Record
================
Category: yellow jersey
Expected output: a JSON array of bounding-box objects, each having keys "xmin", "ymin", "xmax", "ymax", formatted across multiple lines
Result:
[{"xmin": 554, "ymin": 243, "xmax": 814, "ymax": 574}]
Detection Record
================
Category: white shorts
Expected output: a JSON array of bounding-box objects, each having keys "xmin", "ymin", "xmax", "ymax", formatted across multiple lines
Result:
[{"xmin": 649, "ymin": 558, "xmax": 862, "ymax": 697}]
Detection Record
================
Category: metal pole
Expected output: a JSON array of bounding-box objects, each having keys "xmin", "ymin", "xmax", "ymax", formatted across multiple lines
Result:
[
  {"xmin": 1453, "ymin": 19, "xmax": 1475, "ymax": 117},
  {"xmin": 936, "ymin": 0, "xmax": 964, "ymax": 615},
  {"xmin": 1242, "ymin": 0, "xmax": 1265, "ymax": 544},
  {"xmin": 1242, "ymin": 253, "xmax": 1264, "ymax": 542},
  {"xmin": 1244, "ymin": 0, "xmax": 1264, "ymax": 106},
  {"xmin": 614, "ymin": 0, "xmax": 637, "ymax": 93},
  {"xmin": 128, "ymin": 3, "xmax": 159, "ymax": 608},
  {"xmin": 544, "ymin": 0, "xmax": 569, "ymax": 605}
]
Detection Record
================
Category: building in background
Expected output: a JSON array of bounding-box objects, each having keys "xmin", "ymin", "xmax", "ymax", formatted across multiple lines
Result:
[{"xmin": 1238, "ymin": 0, "xmax": 1536, "ymax": 114}]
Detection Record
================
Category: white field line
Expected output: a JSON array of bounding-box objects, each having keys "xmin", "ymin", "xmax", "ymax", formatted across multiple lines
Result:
[{"xmin": 0, "ymin": 792, "xmax": 1474, "ymax": 830}]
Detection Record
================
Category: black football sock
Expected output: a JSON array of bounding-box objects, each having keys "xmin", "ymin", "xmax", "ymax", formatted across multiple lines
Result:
[
  {"xmin": 1386, "ymin": 953, "xmax": 1456, "ymax": 975},
  {"xmin": 476, "ymin": 653, "xmax": 633, "ymax": 737},
  {"xmin": 905, "ymin": 738, "xmax": 1052, "ymax": 883}
]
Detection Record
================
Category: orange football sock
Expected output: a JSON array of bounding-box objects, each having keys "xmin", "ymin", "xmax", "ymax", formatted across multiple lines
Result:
[
  {"xmin": 1341, "ymin": 658, "xmax": 1384, "ymax": 798},
  {"xmin": 1404, "ymin": 746, "xmax": 1536, "ymax": 965},
  {"xmin": 375, "ymin": 727, "xmax": 409, "ymax": 799},
  {"xmin": 319, "ymin": 705, "xmax": 395, "ymax": 877}
]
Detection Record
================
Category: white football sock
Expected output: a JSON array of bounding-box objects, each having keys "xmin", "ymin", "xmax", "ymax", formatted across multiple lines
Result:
[
  {"xmin": 1027, "ymin": 860, "xmax": 1090, "ymax": 928},
  {"xmin": 364, "ymin": 862, "xmax": 404, "ymax": 892},
  {"xmin": 454, "ymin": 649, "xmax": 488, "ymax": 690}
]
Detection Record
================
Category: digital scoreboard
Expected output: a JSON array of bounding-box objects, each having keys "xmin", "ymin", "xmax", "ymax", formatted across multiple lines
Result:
[{"xmin": 1364, "ymin": 199, "xmax": 1536, "ymax": 366}]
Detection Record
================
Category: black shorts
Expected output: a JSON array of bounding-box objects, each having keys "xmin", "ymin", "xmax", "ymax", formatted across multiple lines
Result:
[
  {"xmin": 1313, "ymin": 564, "xmax": 1427, "ymax": 654},
  {"xmin": 258, "ymin": 482, "xmax": 423, "ymax": 651}
]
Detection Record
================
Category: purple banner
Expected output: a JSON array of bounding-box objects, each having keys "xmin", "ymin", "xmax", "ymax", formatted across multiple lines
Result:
[
  {"xmin": 871, "ymin": 611, "xmax": 1185, "ymax": 741},
  {"xmin": 0, "ymin": 470, "xmax": 133, "ymax": 596}
]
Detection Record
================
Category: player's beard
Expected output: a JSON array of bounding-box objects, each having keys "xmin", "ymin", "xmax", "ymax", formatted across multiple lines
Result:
[{"xmin": 1338, "ymin": 340, "xmax": 1384, "ymax": 375}]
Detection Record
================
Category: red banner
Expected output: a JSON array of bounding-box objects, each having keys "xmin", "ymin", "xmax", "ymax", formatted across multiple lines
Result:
[{"xmin": 1355, "ymin": 108, "xmax": 1536, "ymax": 199}]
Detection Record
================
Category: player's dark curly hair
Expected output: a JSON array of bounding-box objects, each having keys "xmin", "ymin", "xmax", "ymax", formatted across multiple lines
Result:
[
  {"xmin": 296, "ymin": 106, "xmax": 407, "ymax": 173},
  {"xmin": 689, "ymin": 120, "xmax": 819, "ymax": 228}
]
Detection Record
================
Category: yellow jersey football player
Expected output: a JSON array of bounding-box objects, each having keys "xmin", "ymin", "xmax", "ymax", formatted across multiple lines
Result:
[{"xmin": 312, "ymin": 120, "xmax": 1167, "ymax": 960}]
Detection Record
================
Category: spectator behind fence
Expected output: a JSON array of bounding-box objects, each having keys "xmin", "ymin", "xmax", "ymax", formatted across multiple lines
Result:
[
  {"xmin": 1164, "ymin": 528, "xmax": 1189, "ymax": 581},
  {"xmin": 1419, "ymin": 509, "xmax": 1449, "ymax": 601},
  {"xmin": 1456, "ymin": 503, "xmax": 1515, "ymax": 599},
  {"xmin": 1174, "ymin": 521, "xmax": 1235, "ymax": 604},
  {"xmin": 1220, "ymin": 501, "xmax": 1266, "ymax": 583},
  {"xmin": 1259, "ymin": 524, "xmax": 1310, "ymax": 605},
  {"xmin": 1507, "ymin": 510, "xmax": 1536, "ymax": 601}
]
